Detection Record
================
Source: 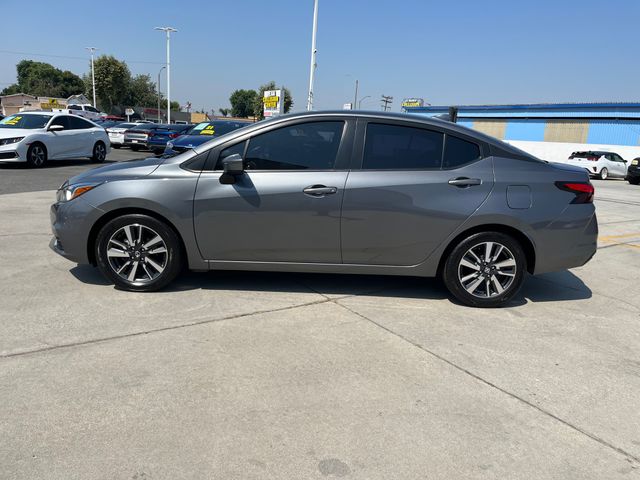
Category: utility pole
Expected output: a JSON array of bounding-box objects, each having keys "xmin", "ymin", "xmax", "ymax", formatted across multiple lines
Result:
[
  {"xmin": 381, "ymin": 95, "xmax": 393, "ymax": 112},
  {"xmin": 155, "ymin": 26, "xmax": 177, "ymax": 124},
  {"xmin": 307, "ymin": 0, "xmax": 319, "ymax": 111},
  {"xmin": 157, "ymin": 66, "xmax": 165, "ymax": 123},
  {"xmin": 85, "ymin": 47, "xmax": 98, "ymax": 108}
]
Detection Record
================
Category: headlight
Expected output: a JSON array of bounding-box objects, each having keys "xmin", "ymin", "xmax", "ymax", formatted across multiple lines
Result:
[
  {"xmin": 166, "ymin": 142, "xmax": 174, "ymax": 149},
  {"xmin": 0, "ymin": 137, "xmax": 24, "ymax": 146},
  {"xmin": 56, "ymin": 182, "xmax": 102, "ymax": 203}
]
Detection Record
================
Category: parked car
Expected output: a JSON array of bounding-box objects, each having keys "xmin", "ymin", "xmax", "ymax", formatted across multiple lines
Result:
[
  {"xmin": 106, "ymin": 122, "xmax": 142, "ymax": 149},
  {"xmin": 164, "ymin": 120, "xmax": 252, "ymax": 156},
  {"xmin": 123, "ymin": 123, "xmax": 166, "ymax": 150},
  {"xmin": 626, "ymin": 157, "xmax": 640, "ymax": 185},
  {"xmin": 147, "ymin": 124, "xmax": 193, "ymax": 154},
  {"xmin": 566, "ymin": 151, "xmax": 628, "ymax": 180},
  {"xmin": 65, "ymin": 104, "xmax": 103, "ymax": 121},
  {"xmin": 0, "ymin": 111, "xmax": 110, "ymax": 167},
  {"xmin": 50, "ymin": 111, "xmax": 597, "ymax": 307},
  {"xmin": 96, "ymin": 120, "xmax": 122, "ymax": 130}
]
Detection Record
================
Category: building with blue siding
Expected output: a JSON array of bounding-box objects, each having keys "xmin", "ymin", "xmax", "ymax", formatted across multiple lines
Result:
[{"xmin": 403, "ymin": 103, "xmax": 640, "ymax": 147}]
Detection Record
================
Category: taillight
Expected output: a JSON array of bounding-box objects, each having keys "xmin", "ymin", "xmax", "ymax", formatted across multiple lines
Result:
[
  {"xmin": 586, "ymin": 156, "xmax": 599, "ymax": 161},
  {"xmin": 555, "ymin": 181, "xmax": 594, "ymax": 204},
  {"xmin": 169, "ymin": 133, "xmax": 179, "ymax": 139},
  {"xmin": 147, "ymin": 132, "xmax": 154, "ymax": 138}
]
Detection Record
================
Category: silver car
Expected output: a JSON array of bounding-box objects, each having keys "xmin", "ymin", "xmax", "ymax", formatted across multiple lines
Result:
[{"xmin": 50, "ymin": 111, "xmax": 597, "ymax": 307}]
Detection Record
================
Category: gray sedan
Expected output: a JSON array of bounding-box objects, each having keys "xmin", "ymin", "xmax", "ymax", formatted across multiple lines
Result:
[{"xmin": 50, "ymin": 111, "xmax": 597, "ymax": 307}]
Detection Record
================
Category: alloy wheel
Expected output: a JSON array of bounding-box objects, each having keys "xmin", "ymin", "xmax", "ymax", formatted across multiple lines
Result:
[
  {"xmin": 30, "ymin": 145, "xmax": 45, "ymax": 166},
  {"xmin": 457, "ymin": 241, "xmax": 517, "ymax": 298},
  {"xmin": 106, "ymin": 224, "xmax": 168, "ymax": 283},
  {"xmin": 95, "ymin": 143, "xmax": 106, "ymax": 161}
]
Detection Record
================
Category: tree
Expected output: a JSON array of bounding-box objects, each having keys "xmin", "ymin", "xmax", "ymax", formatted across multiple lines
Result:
[
  {"xmin": 229, "ymin": 89, "xmax": 257, "ymax": 118},
  {"xmin": 1, "ymin": 60, "xmax": 84, "ymax": 98},
  {"xmin": 253, "ymin": 81, "xmax": 293, "ymax": 120},
  {"xmin": 219, "ymin": 108, "xmax": 230, "ymax": 117},
  {"xmin": 86, "ymin": 55, "xmax": 131, "ymax": 112},
  {"xmin": 127, "ymin": 74, "xmax": 158, "ymax": 107}
]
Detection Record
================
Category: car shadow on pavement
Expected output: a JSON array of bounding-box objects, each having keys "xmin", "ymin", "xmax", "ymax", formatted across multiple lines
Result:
[{"xmin": 69, "ymin": 265, "xmax": 592, "ymax": 306}]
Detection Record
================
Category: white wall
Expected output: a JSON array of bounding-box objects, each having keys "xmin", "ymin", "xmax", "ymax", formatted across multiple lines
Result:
[{"xmin": 505, "ymin": 140, "xmax": 640, "ymax": 163}]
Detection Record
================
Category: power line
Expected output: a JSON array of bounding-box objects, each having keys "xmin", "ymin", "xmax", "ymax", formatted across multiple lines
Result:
[
  {"xmin": 0, "ymin": 49, "xmax": 163, "ymax": 65},
  {"xmin": 381, "ymin": 94, "xmax": 393, "ymax": 111}
]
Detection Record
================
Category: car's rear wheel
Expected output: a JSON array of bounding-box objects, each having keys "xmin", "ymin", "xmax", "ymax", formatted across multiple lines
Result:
[
  {"xmin": 26, "ymin": 142, "xmax": 47, "ymax": 168},
  {"xmin": 599, "ymin": 167, "xmax": 608, "ymax": 180},
  {"xmin": 95, "ymin": 214, "xmax": 183, "ymax": 292},
  {"xmin": 628, "ymin": 177, "xmax": 639, "ymax": 185},
  {"xmin": 91, "ymin": 141, "xmax": 107, "ymax": 163},
  {"xmin": 112, "ymin": 144, "xmax": 121, "ymax": 149},
  {"xmin": 442, "ymin": 232, "xmax": 526, "ymax": 308}
]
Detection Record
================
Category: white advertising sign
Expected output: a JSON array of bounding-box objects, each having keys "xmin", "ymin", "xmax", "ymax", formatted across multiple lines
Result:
[{"xmin": 263, "ymin": 90, "xmax": 283, "ymax": 118}]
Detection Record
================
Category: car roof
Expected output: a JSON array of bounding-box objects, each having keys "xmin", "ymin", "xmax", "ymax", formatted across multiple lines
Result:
[{"xmin": 12, "ymin": 111, "xmax": 55, "ymax": 116}]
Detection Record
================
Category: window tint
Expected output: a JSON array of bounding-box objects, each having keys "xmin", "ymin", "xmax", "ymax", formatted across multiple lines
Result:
[
  {"xmin": 215, "ymin": 141, "xmax": 247, "ymax": 170},
  {"xmin": 443, "ymin": 135, "xmax": 481, "ymax": 168},
  {"xmin": 85, "ymin": 106, "xmax": 99, "ymax": 113},
  {"xmin": 68, "ymin": 105, "xmax": 81, "ymax": 110},
  {"xmin": 68, "ymin": 116, "xmax": 93, "ymax": 129},
  {"xmin": 49, "ymin": 116, "xmax": 70, "ymax": 129},
  {"xmin": 363, "ymin": 123, "xmax": 443, "ymax": 170},
  {"xmin": 243, "ymin": 121, "xmax": 344, "ymax": 170}
]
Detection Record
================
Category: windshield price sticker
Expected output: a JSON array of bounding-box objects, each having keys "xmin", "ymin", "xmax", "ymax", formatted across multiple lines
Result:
[
  {"xmin": 2, "ymin": 116, "xmax": 22, "ymax": 126},
  {"xmin": 199, "ymin": 125, "xmax": 215, "ymax": 135}
]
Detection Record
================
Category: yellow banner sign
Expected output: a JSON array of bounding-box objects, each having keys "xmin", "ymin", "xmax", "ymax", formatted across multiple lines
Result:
[{"xmin": 263, "ymin": 96, "xmax": 280, "ymax": 109}]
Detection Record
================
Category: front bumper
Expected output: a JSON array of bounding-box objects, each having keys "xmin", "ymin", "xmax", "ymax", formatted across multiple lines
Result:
[
  {"xmin": 626, "ymin": 166, "xmax": 640, "ymax": 180},
  {"xmin": 50, "ymin": 197, "xmax": 103, "ymax": 264},
  {"xmin": 0, "ymin": 142, "xmax": 26, "ymax": 162}
]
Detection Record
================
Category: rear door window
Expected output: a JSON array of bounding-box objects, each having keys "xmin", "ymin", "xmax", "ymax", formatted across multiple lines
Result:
[
  {"xmin": 362, "ymin": 123, "xmax": 443, "ymax": 170},
  {"xmin": 442, "ymin": 135, "xmax": 481, "ymax": 168},
  {"xmin": 68, "ymin": 116, "xmax": 93, "ymax": 129}
]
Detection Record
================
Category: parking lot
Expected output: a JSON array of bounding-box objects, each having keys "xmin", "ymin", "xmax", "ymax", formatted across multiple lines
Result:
[{"xmin": 1, "ymin": 152, "xmax": 639, "ymax": 479}]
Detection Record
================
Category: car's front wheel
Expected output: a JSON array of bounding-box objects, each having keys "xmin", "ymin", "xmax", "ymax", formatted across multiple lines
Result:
[
  {"xmin": 95, "ymin": 214, "xmax": 183, "ymax": 292},
  {"xmin": 26, "ymin": 142, "xmax": 47, "ymax": 168},
  {"xmin": 91, "ymin": 141, "xmax": 107, "ymax": 163},
  {"xmin": 442, "ymin": 232, "xmax": 526, "ymax": 308}
]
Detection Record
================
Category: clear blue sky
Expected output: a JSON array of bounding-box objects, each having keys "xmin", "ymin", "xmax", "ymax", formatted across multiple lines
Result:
[{"xmin": 1, "ymin": 0, "xmax": 638, "ymax": 112}]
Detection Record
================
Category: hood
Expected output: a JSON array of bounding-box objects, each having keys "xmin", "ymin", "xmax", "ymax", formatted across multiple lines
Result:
[
  {"xmin": 0, "ymin": 128, "xmax": 37, "ymax": 139},
  {"xmin": 66, "ymin": 156, "xmax": 166, "ymax": 185}
]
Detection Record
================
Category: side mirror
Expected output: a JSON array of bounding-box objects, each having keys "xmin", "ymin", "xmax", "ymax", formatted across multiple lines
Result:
[
  {"xmin": 219, "ymin": 153, "xmax": 244, "ymax": 184},
  {"xmin": 48, "ymin": 124, "xmax": 64, "ymax": 132}
]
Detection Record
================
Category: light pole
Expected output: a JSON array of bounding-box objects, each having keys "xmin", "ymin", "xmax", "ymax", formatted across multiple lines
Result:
[
  {"xmin": 155, "ymin": 26, "xmax": 177, "ymax": 124},
  {"xmin": 358, "ymin": 95, "xmax": 371, "ymax": 109},
  {"xmin": 307, "ymin": 0, "xmax": 319, "ymax": 111},
  {"xmin": 157, "ymin": 66, "xmax": 165, "ymax": 123},
  {"xmin": 85, "ymin": 47, "xmax": 98, "ymax": 108},
  {"xmin": 353, "ymin": 79, "xmax": 358, "ymax": 110}
]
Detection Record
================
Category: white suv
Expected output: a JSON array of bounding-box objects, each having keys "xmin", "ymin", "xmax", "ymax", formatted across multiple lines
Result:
[
  {"xmin": 66, "ymin": 104, "xmax": 103, "ymax": 121},
  {"xmin": 566, "ymin": 151, "xmax": 629, "ymax": 180}
]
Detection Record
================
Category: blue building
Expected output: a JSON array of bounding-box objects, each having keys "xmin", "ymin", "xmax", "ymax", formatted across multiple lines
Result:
[{"xmin": 402, "ymin": 103, "xmax": 640, "ymax": 147}]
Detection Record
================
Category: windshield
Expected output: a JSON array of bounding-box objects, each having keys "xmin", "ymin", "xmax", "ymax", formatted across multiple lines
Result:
[
  {"xmin": 187, "ymin": 121, "xmax": 251, "ymax": 136},
  {"xmin": 0, "ymin": 114, "xmax": 50, "ymax": 129}
]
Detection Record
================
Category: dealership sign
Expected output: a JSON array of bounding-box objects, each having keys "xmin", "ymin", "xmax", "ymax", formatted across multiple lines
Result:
[
  {"xmin": 401, "ymin": 98, "xmax": 425, "ymax": 108},
  {"xmin": 263, "ymin": 90, "xmax": 283, "ymax": 117}
]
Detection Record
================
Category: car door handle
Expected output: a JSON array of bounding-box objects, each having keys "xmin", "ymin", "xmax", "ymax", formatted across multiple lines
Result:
[
  {"xmin": 303, "ymin": 185, "xmax": 338, "ymax": 196},
  {"xmin": 448, "ymin": 177, "xmax": 482, "ymax": 187}
]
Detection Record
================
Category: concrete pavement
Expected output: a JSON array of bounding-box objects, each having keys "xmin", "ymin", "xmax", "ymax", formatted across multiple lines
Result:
[{"xmin": 0, "ymin": 175, "xmax": 639, "ymax": 479}]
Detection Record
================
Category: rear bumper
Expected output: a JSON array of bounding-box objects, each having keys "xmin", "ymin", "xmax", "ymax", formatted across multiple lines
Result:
[{"xmin": 533, "ymin": 206, "xmax": 598, "ymax": 274}]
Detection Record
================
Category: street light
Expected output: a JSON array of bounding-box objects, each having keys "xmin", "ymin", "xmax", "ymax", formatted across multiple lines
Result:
[
  {"xmin": 154, "ymin": 26, "xmax": 177, "ymax": 124},
  {"xmin": 307, "ymin": 0, "xmax": 319, "ymax": 111},
  {"xmin": 358, "ymin": 95, "xmax": 371, "ymax": 109},
  {"xmin": 157, "ymin": 66, "xmax": 166, "ymax": 123},
  {"xmin": 85, "ymin": 47, "xmax": 98, "ymax": 108}
]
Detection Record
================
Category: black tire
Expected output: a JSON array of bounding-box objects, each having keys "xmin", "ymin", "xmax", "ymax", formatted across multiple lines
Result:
[
  {"xmin": 628, "ymin": 177, "xmax": 640, "ymax": 185},
  {"xmin": 91, "ymin": 141, "xmax": 107, "ymax": 163},
  {"xmin": 26, "ymin": 142, "xmax": 47, "ymax": 168},
  {"xmin": 442, "ymin": 231, "xmax": 527, "ymax": 308},
  {"xmin": 95, "ymin": 214, "xmax": 183, "ymax": 292},
  {"xmin": 112, "ymin": 144, "xmax": 121, "ymax": 149},
  {"xmin": 599, "ymin": 167, "xmax": 608, "ymax": 180},
  {"xmin": 130, "ymin": 145, "xmax": 141, "ymax": 151}
]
